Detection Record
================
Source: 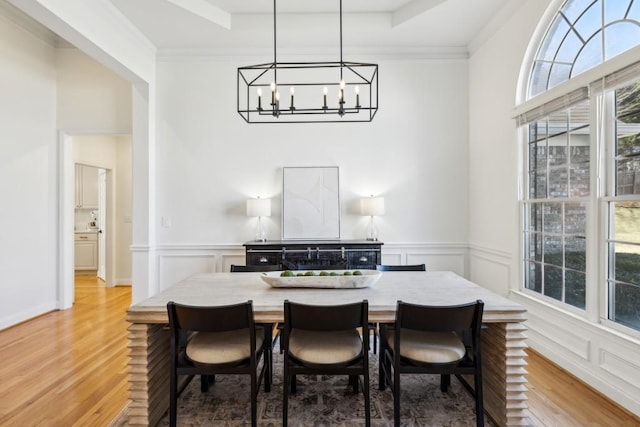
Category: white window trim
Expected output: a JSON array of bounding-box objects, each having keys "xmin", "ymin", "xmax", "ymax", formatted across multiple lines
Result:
[{"xmin": 517, "ymin": 56, "xmax": 640, "ymax": 338}]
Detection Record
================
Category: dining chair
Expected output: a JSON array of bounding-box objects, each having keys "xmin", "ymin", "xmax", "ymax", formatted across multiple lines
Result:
[
  {"xmin": 296, "ymin": 264, "xmax": 345, "ymax": 270},
  {"xmin": 379, "ymin": 299, "xmax": 485, "ymax": 427},
  {"xmin": 370, "ymin": 264, "xmax": 426, "ymax": 354},
  {"xmin": 230, "ymin": 264, "xmax": 282, "ymax": 350},
  {"xmin": 376, "ymin": 263, "xmax": 426, "ymax": 271},
  {"xmin": 282, "ymin": 299, "xmax": 371, "ymax": 427},
  {"xmin": 230, "ymin": 264, "xmax": 281, "ymax": 272},
  {"xmin": 167, "ymin": 300, "xmax": 271, "ymax": 427}
]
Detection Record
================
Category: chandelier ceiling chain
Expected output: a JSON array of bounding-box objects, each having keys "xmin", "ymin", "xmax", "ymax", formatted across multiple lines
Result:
[{"xmin": 237, "ymin": 0, "xmax": 379, "ymax": 124}]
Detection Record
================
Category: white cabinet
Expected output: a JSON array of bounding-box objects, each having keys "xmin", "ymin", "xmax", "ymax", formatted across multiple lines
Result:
[
  {"xmin": 75, "ymin": 164, "xmax": 99, "ymax": 209},
  {"xmin": 75, "ymin": 232, "xmax": 98, "ymax": 270}
]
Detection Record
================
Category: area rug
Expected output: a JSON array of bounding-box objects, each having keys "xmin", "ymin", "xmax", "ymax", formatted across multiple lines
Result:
[{"xmin": 115, "ymin": 344, "xmax": 491, "ymax": 426}]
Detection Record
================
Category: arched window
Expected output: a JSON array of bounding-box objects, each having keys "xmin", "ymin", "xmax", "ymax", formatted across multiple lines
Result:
[
  {"xmin": 519, "ymin": 0, "xmax": 640, "ymax": 333},
  {"xmin": 528, "ymin": 0, "xmax": 640, "ymax": 98}
]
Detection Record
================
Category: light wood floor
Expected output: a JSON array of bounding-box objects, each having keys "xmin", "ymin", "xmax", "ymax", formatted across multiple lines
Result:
[{"xmin": 0, "ymin": 276, "xmax": 639, "ymax": 427}]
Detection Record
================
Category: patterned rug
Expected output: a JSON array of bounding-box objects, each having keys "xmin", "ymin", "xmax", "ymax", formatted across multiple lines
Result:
[{"xmin": 115, "ymin": 343, "xmax": 491, "ymax": 426}]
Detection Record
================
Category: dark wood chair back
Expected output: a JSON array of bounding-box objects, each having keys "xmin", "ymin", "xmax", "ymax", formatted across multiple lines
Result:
[
  {"xmin": 282, "ymin": 299, "xmax": 371, "ymax": 426},
  {"xmin": 379, "ymin": 299, "xmax": 484, "ymax": 427},
  {"xmin": 166, "ymin": 300, "xmax": 271, "ymax": 427},
  {"xmin": 376, "ymin": 264, "xmax": 426, "ymax": 271},
  {"xmin": 230, "ymin": 264, "xmax": 280, "ymax": 272}
]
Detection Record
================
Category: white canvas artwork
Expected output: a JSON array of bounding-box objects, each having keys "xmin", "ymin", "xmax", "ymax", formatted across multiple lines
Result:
[{"xmin": 282, "ymin": 167, "xmax": 340, "ymax": 240}]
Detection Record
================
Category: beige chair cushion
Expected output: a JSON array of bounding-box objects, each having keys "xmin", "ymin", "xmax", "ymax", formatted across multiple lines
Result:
[
  {"xmin": 387, "ymin": 328, "xmax": 466, "ymax": 364},
  {"xmin": 186, "ymin": 326, "xmax": 264, "ymax": 365},
  {"xmin": 289, "ymin": 328, "xmax": 362, "ymax": 365}
]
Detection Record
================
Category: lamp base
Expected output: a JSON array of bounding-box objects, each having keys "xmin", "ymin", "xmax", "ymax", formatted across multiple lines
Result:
[{"xmin": 365, "ymin": 216, "xmax": 379, "ymax": 241}]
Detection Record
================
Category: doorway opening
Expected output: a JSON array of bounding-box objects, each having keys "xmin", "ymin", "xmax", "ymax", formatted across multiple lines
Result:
[{"xmin": 62, "ymin": 133, "xmax": 132, "ymax": 307}]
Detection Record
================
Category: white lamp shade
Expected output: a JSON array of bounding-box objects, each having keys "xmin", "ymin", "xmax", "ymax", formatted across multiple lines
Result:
[
  {"xmin": 360, "ymin": 196, "xmax": 385, "ymax": 216},
  {"xmin": 246, "ymin": 198, "xmax": 271, "ymax": 217}
]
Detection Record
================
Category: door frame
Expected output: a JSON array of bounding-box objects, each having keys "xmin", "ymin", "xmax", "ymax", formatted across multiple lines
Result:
[{"xmin": 58, "ymin": 132, "xmax": 120, "ymax": 308}]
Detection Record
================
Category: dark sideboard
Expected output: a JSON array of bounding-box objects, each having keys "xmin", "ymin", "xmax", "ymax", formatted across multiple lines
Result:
[{"xmin": 243, "ymin": 240, "xmax": 383, "ymax": 270}]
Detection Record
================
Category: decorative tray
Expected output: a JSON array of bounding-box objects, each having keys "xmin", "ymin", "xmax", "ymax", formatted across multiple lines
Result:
[{"xmin": 260, "ymin": 270, "xmax": 382, "ymax": 289}]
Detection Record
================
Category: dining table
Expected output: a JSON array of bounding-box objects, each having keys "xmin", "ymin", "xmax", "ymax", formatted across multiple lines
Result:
[{"xmin": 125, "ymin": 270, "xmax": 528, "ymax": 426}]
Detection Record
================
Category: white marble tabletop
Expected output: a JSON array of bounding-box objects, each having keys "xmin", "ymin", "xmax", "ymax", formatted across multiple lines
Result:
[{"xmin": 128, "ymin": 271, "xmax": 525, "ymax": 324}]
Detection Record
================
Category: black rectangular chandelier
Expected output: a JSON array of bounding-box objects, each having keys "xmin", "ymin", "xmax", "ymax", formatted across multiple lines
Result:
[{"xmin": 237, "ymin": 0, "xmax": 378, "ymax": 124}]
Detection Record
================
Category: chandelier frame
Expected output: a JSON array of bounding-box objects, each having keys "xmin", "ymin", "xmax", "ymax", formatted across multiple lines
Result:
[{"xmin": 237, "ymin": 0, "xmax": 379, "ymax": 124}]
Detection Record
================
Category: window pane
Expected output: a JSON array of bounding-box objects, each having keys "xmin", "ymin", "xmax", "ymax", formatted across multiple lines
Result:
[
  {"xmin": 529, "ymin": 121, "xmax": 547, "ymax": 142},
  {"xmin": 543, "ymin": 203, "xmax": 563, "ymax": 233},
  {"xmin": 616, "ymin": 158, "xmax": 640, "ymax": 195},
  {"xmin": 534, "ymin": 170, "xmax": 548, "ymax": 198},
  {"xmin": 570, "ymin": 164, "xmax": 590, "ymax": 196},
  {"xmin": 565, "ymin": 202, "xmax": 587, "ymax": 234},
  {"xmin": 613, "ymin": 202, "xmax": 640, "ymax": 244},
  {"xmin": 573, "ymin": 33, "xmax": 603, "ymax": 76},
  {"xmin": 610, "ymin": 281, "xmax": 640, "ymax": 330},
  {"xmin": 529, "ymin": 0, "xmax": 640, "ymax": 101},
  {"xmin": 574, "ymin": 0, "xmax": 602, "ymax": 39},
  {"xmin": 613, "ymin": 243, "xmax": 640, "ymax": 285},
  {"xmin": 549, "ymin": 63, "xmax": 573, "ymax": 90},
  {"xmin": 605, "ymin": 22, "xmax": 640, "ymax": 60},
  {"xmin": 616, "ymin": 129, "xmax": 640, "ymax": 157},
  {"xmin": 563, "ymin": 1, "xmax": 591, "ymax": 23},
  {"xmin": 529, "ymin": 141, "xmax": 547, "ymax": 171},
  {"xmin": 549, "ymin": 166, "xmax": 568, "ymax": 197},
  {"xmin": 544, "ymin": 235, "xmax": 563, "ymax": 266},
  {"xmin": 565, "ymin": 270, "xmax": 586, "ymax": 309},
  {"xmin": 530, "ymin": 203, "xmax": 543, "ymax": 231},
  {"xmin": 526, "ymin": 261, "xmax": 542, "ymax": 293},
  {"xmin": 549, "ymin": 134, "xmax": 568, "ymax": 166},
  {"xmin": 544, "ymin": 265, "xmax": 563, "ymax": 300},
  {"xmin": 539, "ymin": 15, "xmax": 570, "ymax": 61},
  {"xmin": 570, "ymin": 138, "xmax": 590, "ymax": 163},
  {"xmin": 565, "ymin": 237, "xmax": 586, "ymax": 271},
  {"xmin": 528, "ymin": 232, "xmax": 543, "ymax": 262},
  {"xmin": 616, "ymin": 81, "xmax": 640, "ymax": 119},
  {"xmin": 605, "ymin": 0, "xmax": 632, "ymax": 22},
  {"xmin": 529, "ymin": 61, "xmax": 552, "ymax": 97}
]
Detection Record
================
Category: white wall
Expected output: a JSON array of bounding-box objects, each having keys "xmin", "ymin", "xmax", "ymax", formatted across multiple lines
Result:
[
  {"xmin": 149, "ymin": 57, "xmax": 471, "ymax": 287},
  {"xmin": 0, "ymin": 15, "xmax": 57, "ymax": 329},
  {"xmin": 116, "ymin": 136, "xmax": 133, "ymax": 285},
  {"xmin": 56, "ymin": 49, "xmax": 132, "ymax": 133},
  {"xmin": 155, "ymin": 58, "xmax": 469, "ymax": 245},
  {"xmin": 468, "ymin": 0, "xmax": 640, "ymax": 417}
]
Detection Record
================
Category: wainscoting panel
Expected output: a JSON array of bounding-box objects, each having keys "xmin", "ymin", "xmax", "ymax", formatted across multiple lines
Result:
[
  {"xmin": 157, "ymin": 254, "xmax": 217, "ymax": 291},
  {"xmin": 468, "ymin": 245, "xmax": 512, "ymax": 296},
  {"xmin": 155, "ymin": 243, "xmax": 470, "ymax": 289},
  {"xmin": 599, "ymin": 349, "xmax": 640, "ymax": 388},
  {"xmin": 525, "ymin": 310, "xmax": 591, "ymax": 361},
  {"xmin": 381, "ymin": 243, "xmax": 468, "ymax": 277},
  {"xmin": 220, "ymin": 254, "xmax": 246, "ymax": 272},
  {"xmin": 512, "ymin": 290, "xmax": 640, "ymax": 417}
]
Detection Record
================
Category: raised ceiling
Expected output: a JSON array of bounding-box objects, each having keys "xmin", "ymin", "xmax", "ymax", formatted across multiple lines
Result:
[{"xmin": 3, "ymin": 0, "xmax": 514, "ymax": 55}]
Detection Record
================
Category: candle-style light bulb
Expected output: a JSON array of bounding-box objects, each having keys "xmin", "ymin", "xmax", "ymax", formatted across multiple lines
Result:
[
  {"xmin": 354, "ymin": 86, "xmax": 360, "ymax": 108},
  {"xmin": 274, "ymin": 91, "xmax": 280, "ymax": 117},
  {"xmin": 322, "ymin": 86, "xmax": 328, "ymax": 109},
  {"xmin": 289, "ymin": 87, "xmax": 295, "ymax": 111},
  {"xmin": 340, "ymin": 80, "xmax": 346, "ymax": 90},
  {"xmin": 257, "ymin": 87, "xmax": 263, "ymax": 110},
  {"xmin": 270, "ymin": 82, "xmax": 276, "ymax": 106}
]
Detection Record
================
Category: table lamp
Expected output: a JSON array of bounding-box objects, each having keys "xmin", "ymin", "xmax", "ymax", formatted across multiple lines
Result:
[
  {"xmin": 246, "ymin": 197, "xmax": 271, "ymax": 241},
  {"xmin": 360, "ymin": 195, "xmax": 385, "ymax": 241}
]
